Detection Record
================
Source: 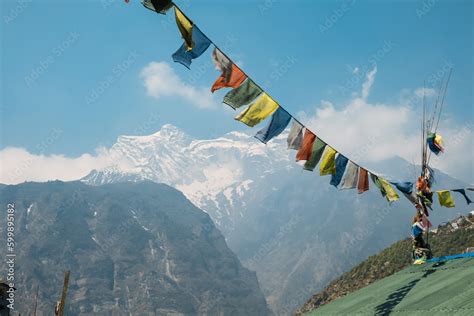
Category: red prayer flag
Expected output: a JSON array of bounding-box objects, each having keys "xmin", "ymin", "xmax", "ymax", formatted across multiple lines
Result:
[
  {"xmin": 296, "ymin": 129, "xmax": 316, "ymax": 161},
  {"xmin": 211, "ymin": 64, "xmax": 247, "ymax": 92},
  {"xmin": 357, "ymin": 168, "xmax": 369, "ymax": 193}
]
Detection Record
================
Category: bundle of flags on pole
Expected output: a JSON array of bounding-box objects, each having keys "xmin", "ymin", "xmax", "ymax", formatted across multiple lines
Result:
[{"xmin": 139, "ymin": 0, "xmax": 472, "ymax": 209}]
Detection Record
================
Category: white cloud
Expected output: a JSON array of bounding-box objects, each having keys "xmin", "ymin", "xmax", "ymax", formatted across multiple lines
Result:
[
  {"xmin": 0, "ymin": 146, "xmax": 134, "ymax": 185},
  {"xmin": 361, "ymin": 66, "xmax": 377, "ymax": 99},
  {"xmin": 299, "ymin": 68, "xmax": 473, "ymax": 183},
  {"xmin": 414, "ymin": 87, "xmax": 436, "ymax": 98},
  {"xmin": 140, "ymin": 61, "xmax": 216, "ymax": 109}
]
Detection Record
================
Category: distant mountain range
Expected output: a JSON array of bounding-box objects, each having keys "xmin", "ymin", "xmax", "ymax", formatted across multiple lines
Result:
[
  {"xmin": 0, "ymin": 181, "xmax": 271, "ymax": 315},
  {"xmin": 81, "ymin": 124, "xmax": 472, "ymax": 314}
]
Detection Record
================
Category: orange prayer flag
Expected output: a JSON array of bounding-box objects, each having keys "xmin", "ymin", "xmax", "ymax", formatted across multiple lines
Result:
[
  {"xmin": 296, "ymin": 129, "xmax": 316, "ymax": 161},
  {"xmin": 211, "ymin": 64, "xmax": 247, "ymax": 92}
]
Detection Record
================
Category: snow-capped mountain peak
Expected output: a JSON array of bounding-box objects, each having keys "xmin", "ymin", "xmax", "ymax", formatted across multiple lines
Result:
[
  {"xmin": 82, "ymin": 124, "xmax": 291, "ymax": 227},
  {"xmin": 117, "ymin": 124, "xmax": 191, "ymax": 145}
]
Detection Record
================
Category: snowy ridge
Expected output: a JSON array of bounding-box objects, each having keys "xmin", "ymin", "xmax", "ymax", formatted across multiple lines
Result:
[{"xmin": 82, "ymin": 124, "xmax": 290, "ymax": 229}]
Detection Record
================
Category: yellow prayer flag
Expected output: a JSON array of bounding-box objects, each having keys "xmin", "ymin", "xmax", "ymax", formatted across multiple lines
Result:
[
  {"xmin": 379, "ymin": 178, "xmax": 399, "ymax": 202},
  {"xmin": 234, "ymin": 93, "xmax": 279, "ymax": 127},
  {"xmin": 437, "ymin": 190, "xmax": 455, "ymax": 208},
  {"xmin": 174, "ymin": 7, "xmax": 194, "ymax": 51},
  {"xmin": 319, "ymin": 147, "xmax": 337, "ymax": 176}
]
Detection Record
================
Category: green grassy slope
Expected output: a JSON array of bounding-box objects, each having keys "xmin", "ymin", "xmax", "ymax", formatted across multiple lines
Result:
[{"xmin": 297, "ymin": 213, "xmax": 474, "ymax": 315}]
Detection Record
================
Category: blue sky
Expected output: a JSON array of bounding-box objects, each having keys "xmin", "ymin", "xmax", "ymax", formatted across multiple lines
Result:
[{"xmin": 1, "ymin": 0, "xmax": 473, "ymax": 182}]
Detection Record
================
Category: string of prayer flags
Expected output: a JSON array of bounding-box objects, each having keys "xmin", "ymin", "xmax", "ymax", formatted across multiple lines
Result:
[
  {"xmin": 255, "ymin": 107, "xmax": 291, "ymax": 144},
  {"xmin": 296, "ymin": 129, "xmax": 316, "ymax": 161},
  {"xmin": 142, "ymin": 0, "xmax": 173, "ymax": 14},
  {"xmin": 379, "ymin": 178, "xmax": 399, "ymax": 202},
  {"xmin": 451, "ymin": 189, "xmax": 472, "ymax": 205},
  {"xmin": 437, "ymin": 190, "xmax": 455, "ymax": 208},
  {"xmin": 234, "ymin": 93, "xmax": 279, "ymax": 127},
  {"xmin": 319, "ymin": 147, "xmax": 337, "ymax": 176},
  {"xmin": 172, "ymin": 25, "xmax": 211, "ymax": 69},
  {"xmin": 211, "ymin": 48, "xmax": 247, "ymax": 92},
  {"xmin": 427, "ymin": 132, "xmax": 444, "ymax": 155},
  {"xmin": 303, "ymin": 137, "xmax": 326, "ymax": 171},
  {"xmin": 223, "ymin": 79, "xmax": 263, "ymax": 109},
  {"xmin": 174, "ymin": 7, "xmax": 194, "ymax": 50},
  {"xmin": 330, "ymin": 154, "xmax": 349, "ymax": 187},
  {"xmin": 287, "ymin": 121, "xmax": 304, "ymax": 150},
  {"xmin": 146, "ymin": 4, "xmax": 474, "ymax": 206},
  {"xmin": 340, "ymin": 161, "xmax": 359, "ymax": 190},
  {"xmin": 357, "ymin": 168, "xmax": 369, "ymax": 193}
]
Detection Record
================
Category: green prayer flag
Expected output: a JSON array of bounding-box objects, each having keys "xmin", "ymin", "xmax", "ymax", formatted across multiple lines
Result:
[
  {"xmin": 319, "ymin": 147, "xmax": 337, "ymax": 176},
  {"xmin": 223, "ymin": 79, "xmax": 263, "ymax": 109},
  {"xmin": 304, "ymin": 137, "xmax": 326, "ymax": 171},
  {"xmin": 370, "ymin": 173, "xmax": 386, "ymax": 196},
  {"xmin": 379, "ymin": 178, "xmax": 399, "ymax": 202},
  {"xmin": 437, "ymin": 190, "xmax": 455, "ymax": 208}
]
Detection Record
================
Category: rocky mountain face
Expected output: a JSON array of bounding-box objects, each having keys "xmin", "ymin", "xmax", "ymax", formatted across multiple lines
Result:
[
  {"xmin": 81, "ymin": 124, "xmax": 471, "ymax": 314},
  {"xmin": 0, "ymin": 181, "xmax": 271, "ymax": 315}
]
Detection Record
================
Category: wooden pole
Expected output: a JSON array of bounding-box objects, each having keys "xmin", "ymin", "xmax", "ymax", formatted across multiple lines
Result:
[
  {"xmin": 33, "ymin": 285, "xmax": 39, "ymax": 316},
  {"xmin": 56, "ymin": 271, "xmax": 70, "ymax": 316}
]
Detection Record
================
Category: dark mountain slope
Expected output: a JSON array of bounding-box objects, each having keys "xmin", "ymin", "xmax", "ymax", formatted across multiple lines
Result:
[{"xmin": 0, "ymin": 181, "xmax": 271, "ymax": 315}]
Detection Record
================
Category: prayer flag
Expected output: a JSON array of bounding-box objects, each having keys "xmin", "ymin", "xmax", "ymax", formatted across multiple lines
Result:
[
  {"xmin": 287, "ymin": 120, "xmax": 304, "ymax": 150},
  {"xmin": 303, "ymin": 137, "xmax": 326, "ymax": 171},
  {"xmin": 223, "ymin": 79, "xmax": 263, "ymax": 109},
  {"xmin": 211, "ymin": 48, "xmax": 247, "ymax": 92},
  {"xmin": 142, "ymin": 0, "xmax": 173, "ymax": 14},
  {"xmin": 437, "ymin": 190, "xmax": 455, "ymax": 208},
  {"xmin": 427, "ymin": 132, "xmax": 444, "ymax": 155},
  {"xmin": 357, "ymin": 168, "xmax": 369, "ymax": 193},
  {"xmin": 420, "ymin": 215, "xmax": 432, "ymax": 230},
  {"xmin": 379, "ymin": 178, "xmax": 399, "ymax": 202},
  {"xmin": 234, "ymin": 93, "xmax": 279, "ymax": 127},
  {"xmin": 340, "ymin": 161, "xmax": 359, "ymax": 189},
  {"xmin": 451, "ymin": 189, "xmax": 472, "ymax": 205},
  {"xmin": 370, "ymin": 174, "xmax": 386, "ymax": 196},
  {"xmin": 319, "ymin": 147, "xmax": 337, "ymax": 176},
  {"xmin": 174, "ymin": 7, "xmax": 194, "ymax": 51},
  {"xmin": 172, "ymin": 26, "xmax": 211, "ymax": 69},
  {"xmin": 402, "ymin": 191, "xmax": 418, "ymax": 204},
  {"xmin": 255, "ymin": 107, "xmax": 291, "ymax": 144},
  {"xmin": 212, "ymin": 48, "xmax": 231, "ymax": 80},
  {"xmin": 296, "ymin": 129, "xmax": 316, "ymax": 161},
  {"xmin": 392, "ymin": 182, "xmax": 414, "ymax": 195},
  {"xmin": 330, "ymin": 154, "xmax": 349, "ymax": 187}
]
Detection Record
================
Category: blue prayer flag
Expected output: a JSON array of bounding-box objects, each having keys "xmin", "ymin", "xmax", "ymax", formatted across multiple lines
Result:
[
  {"xmin": 452, "ymin": 189, "xmax": 472, "ymax": 205},
  {"xmin": 392, "ymin": 182, "xmax": 414, "ymax": 194},
  {"xmin": 255, "ymin": 107, "xmax": 291, "ymax": 144},
  {"xmin": 172, "ymin": 26, "xmax": 211, "ymax": 69},
  {"xmin": 330, "ymin": 154, "xmax": 349, "ymax": 187}
]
